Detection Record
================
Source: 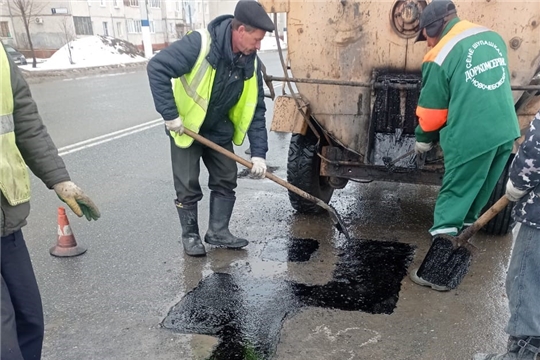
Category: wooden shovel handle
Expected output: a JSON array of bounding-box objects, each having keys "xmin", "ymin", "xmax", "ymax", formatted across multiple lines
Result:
[
  {"xmin": 182, "ymin": 128, "xmax": 332, "ymax": 211},
  {"xmin": 456, "ymin": 195, "xmax": 510, "ymax": 244}
]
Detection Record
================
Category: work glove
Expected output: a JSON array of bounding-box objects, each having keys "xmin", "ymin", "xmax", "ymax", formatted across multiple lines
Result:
[
  {"xmin": 250, "ymin": 157, "xmax": 267, "ymax": 179},
  {"xmin": 53, "ymin": 181, "xmax": 101, "ymax": 221},
  {"xmin": 505, "ymin": 180, "xmax": 528, "ymax": 202},
  {"xmin": 165, "ymin": 117, "xmax": 184, "ymax": 135},
  {"xmin": 414, "ymin": 141, "xmax": 433, "ymax": 155}
]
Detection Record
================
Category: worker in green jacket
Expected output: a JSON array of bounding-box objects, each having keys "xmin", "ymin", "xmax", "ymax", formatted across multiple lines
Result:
[
  {"xmin": 1, "ymin": 42, "xmax": 100, "ymax": 359},
  {"xmin": 409, "ymin": 1, "xmax": 520, "ymax": 289}
]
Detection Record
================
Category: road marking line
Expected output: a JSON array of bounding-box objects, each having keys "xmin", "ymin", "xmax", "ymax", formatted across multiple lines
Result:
[
  {"xmin": 58, "ymin": 118, "xmax": 163, "ymax": 156},
  {"xmin": 58, "ymin": 83, "xmax": 283, "ymax": 156}
]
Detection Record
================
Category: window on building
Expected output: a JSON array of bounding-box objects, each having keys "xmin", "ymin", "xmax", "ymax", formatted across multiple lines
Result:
[
  {"xmin": 113, "ymin": 0, "xmax": 119, "ymax": 7},
  {"xmin": 148, "ymin": 20, "xmax": 163, "ymax": 34},
  {"xmin": 148, "ymin": 0, "xmax": 160, "ymax": 8},
  {"xmin": 100, "ymin": 0, "xmax": 105, "ymax": 6},
  {"xmin": 103, "ymin": 22, "xmax": 109, "ymax": 36},
  {"xmin": 127, "ymin": 19, "xmax": 141, "ymax": 33},
  {"xmin": 175, "ymin": 1, "xmax": 181, "ymax": 12},
  {"xmin": 73, "ymin": 16, "xmax": 93, "ymax": 35},
  {"xmin": 116, "ymin": 22, "xmax": 123, "ymax": 36},
  {"xmin": 129, "ymin": 0, "xmax": 138, "ymax": 6},
  {"xmin": 0, "ymin": 21, "xmax": 10, "ymax": 37}
]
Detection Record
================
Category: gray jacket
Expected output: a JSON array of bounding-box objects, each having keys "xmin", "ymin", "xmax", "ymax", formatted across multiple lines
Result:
[
  {"xmin": 510, "ymin": 110, "xmax": 540, "ymax": 229},
  {"xmin": 1, "ymin": 43, "xmax": 70, "ymax": 236}
]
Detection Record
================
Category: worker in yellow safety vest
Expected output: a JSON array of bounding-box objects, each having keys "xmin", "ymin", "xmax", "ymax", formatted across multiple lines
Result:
[
  {"xmin": 0, "ymin": 42, "xmax": 100, "ymax": 359},
  {"xmin": 147, "ymin": 0, "xmax": 274, "ymax": 257}
]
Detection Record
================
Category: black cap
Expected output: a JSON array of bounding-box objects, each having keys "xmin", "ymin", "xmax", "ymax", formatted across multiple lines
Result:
[
  {"xmin": 415, "ymin": 0, "xmax": 457, "ymax": 42},
  {"xmin": 234, "ymin": 0, "xmax": 275, "ymax": 32}
]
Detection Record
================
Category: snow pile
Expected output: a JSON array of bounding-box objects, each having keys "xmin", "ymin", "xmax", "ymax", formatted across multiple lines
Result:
[
  {"xmin": 260, "ymin": 34, "xmax": 287, "ymax": 52},
  {"xmin": 39, "ymin": 35, "xmax": 146, "ymax": 70}
]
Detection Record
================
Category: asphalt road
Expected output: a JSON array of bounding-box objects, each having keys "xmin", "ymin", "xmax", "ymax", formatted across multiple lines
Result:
[{"xmin": 22, "ymin": 51, "xmax": 514, "ymax": 360}]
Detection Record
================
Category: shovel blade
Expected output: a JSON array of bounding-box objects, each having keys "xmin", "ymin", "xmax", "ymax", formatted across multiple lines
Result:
[
  {"xmin": 416, "ymin": 235, "xmax": 472, "ymax": 290},
  {"xmin": 327, "ymin": 205, "xmax": 351, "ymax": 241}
]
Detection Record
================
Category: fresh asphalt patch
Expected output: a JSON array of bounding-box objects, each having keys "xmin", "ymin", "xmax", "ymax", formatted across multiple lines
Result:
[{"xmin": 162, "ymin": 238, "xmax": 415, "ymax": 359}]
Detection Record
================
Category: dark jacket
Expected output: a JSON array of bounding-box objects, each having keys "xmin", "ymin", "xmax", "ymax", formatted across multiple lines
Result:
[
  {"xmin": 1, "ymin": 43, "xmax": 70, "ymax": 236},
  {"xmin": 510, "ymin": 110, "xmax": 540, "ymax": 229},
  {"xmin": 147, "ymin": 15, "xmax": 268, "ymax": 158}
]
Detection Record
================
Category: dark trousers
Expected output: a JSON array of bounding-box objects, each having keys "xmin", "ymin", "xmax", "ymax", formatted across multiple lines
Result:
[
  {"xmin": 1, "ymin": 230, "xmax": 44, "ymax": 360},
  {"xmin": 170, "ymin": 136, "xmax": 238, "ymax": 204}
]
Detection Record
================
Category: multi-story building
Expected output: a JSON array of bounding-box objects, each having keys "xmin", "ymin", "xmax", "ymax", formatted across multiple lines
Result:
[{"xmin": 0, "ymin": 0, "xmax": 285, "ymax": 57}]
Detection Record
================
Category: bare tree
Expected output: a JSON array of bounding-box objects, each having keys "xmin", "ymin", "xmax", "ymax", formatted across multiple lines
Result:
[
  {"xmin": 8, "ymin": 0, "xmax": 48, "ymax": 68},
  {"xmin": 59, "ymin": 16, "xmax": 76, "ymax": 65}
]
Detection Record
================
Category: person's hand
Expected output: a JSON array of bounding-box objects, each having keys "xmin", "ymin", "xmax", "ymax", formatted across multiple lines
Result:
[
  {"xmin": 53, "ymin": 181, "xmax": 101, "ymax": 221},
  {"xmin": 165, "ymin": 117, "xmax": 184, "ymax": 135},
  {"xmin": 505, "ymin": 180, "xmax": 528, "ymax": 202},
  {"xmin": 250, "ymin": 157, "xmax": 267, "ymax": 178},
  {"xmin": 414, "ymin": 141, "xmax": 433, "ymax": 155}
]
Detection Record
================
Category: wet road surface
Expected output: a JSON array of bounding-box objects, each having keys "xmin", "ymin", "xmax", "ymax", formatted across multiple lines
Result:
[
  {"xmin": 162, "ymin": 239, "xmax": 414, "ymax": 359},
  {"xmin": 26, "ymin": 129, "xmax": 514, "ymax": 359},
  {"xmin": 21, "ymin": 53, "xmax": 516, "ymax": 360}
]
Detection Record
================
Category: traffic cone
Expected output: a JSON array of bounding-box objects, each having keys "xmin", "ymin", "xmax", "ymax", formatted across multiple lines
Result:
[{"xmin": 49, "ymin": 207, "xmax": 87, "ymax": 257}]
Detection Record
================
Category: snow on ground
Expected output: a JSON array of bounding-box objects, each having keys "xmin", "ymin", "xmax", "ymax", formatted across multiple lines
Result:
[
  {"xmin": 260, "ymin": 34, "xmax": 287, "ymax": 52},
  {"xmin": 20, "ymin": 35, "xmax": 147, "ymax": 71},
  {"xmin": 19, "ymin": 33, "xmax": 284, "ymax": 72}
]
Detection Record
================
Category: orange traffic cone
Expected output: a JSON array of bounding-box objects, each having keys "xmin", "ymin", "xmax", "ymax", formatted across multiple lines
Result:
[{"xmin": 49, "ymin": 207, "xmax": 87, "ymax": 257}]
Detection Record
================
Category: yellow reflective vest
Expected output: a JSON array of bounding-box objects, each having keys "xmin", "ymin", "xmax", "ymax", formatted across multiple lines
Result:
[
  {"xmin": 0, "ymin": 45, "xmax": 31, "ymax": 205},
  {"xmin": 171, "ymin": 29, "xmax": 259, "ymax": 148}
]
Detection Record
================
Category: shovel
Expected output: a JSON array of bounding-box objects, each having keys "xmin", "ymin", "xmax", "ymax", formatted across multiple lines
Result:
[
  {"xmin": 382, "ymin": 149, "xmax": 416, "ymax": 171},
  {"xmin": 416, "ymin": 195, "xmax": 511, "ymax": 290},
  {"xmin": 183, "ymin": 128, "xmax": 351, "ymax": 241}
]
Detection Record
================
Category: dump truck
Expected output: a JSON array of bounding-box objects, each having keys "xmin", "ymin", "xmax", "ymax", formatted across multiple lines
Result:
[{"xmin": 259, "ymin": 0, "xmax": 540, "ymax": 235}]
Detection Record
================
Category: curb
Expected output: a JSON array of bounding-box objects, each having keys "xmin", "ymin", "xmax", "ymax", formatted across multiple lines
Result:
[
  {"xmin": 20, "ymin": 48, "xmax": 287, "ymax": 83},
  {"xmin": 22, "ymin": 61, "xmax": 149, "ymax": 83}
]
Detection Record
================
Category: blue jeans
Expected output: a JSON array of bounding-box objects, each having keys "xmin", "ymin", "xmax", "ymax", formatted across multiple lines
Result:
[{"xmin": 505, "ymin": 224, "xmax": 540, "ymax": 337}]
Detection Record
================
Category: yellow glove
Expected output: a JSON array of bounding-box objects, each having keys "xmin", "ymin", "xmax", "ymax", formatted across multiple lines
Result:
[{"xmin": 53, "ymin": 181, "xmax": 101, "ymax": 221}]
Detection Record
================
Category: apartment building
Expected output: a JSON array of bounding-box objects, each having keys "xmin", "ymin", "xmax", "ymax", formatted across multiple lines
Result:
[{"xmin": 0, "ymin": 0, "xmax": 285, "ymax": 57}]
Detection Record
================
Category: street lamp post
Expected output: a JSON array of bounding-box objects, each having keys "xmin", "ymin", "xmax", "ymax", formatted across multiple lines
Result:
[
  {"xmin": 139, "ymin": 0, "xmax": 152, "ymax": 58},
  {"xmin": 201, "ymin": 0, "xmax": 205, "ymax": 28}
]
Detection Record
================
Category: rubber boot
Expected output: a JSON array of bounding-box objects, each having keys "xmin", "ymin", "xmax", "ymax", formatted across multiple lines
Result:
[
  {"xmin": 473, "ymin": 336, "xmax": 540, "ymax": 360},
  {"xmin": 409, "ymin": 268, "xmax": 451, "ymax": 292},
  {"xmin": 204, "ymin": 194, "xmax": 249, "ymax": 249},
  {"xmin": 176, "ymin": 202, "xmax": 206, "ymax": 257}
]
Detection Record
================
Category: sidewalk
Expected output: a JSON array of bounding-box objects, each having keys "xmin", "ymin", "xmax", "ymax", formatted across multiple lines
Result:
[{"xmin": 21, "ymin": 60, "xmax": 149, "ymax": 84}]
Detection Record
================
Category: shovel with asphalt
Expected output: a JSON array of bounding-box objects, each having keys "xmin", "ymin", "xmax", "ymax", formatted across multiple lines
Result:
[
  {"xmin": 382, "ymin": 149, "xmax": 416, "ymax": 171},
  {"xmin": 414, "ymin": 195, "xmax": 511, "ymax": 290},
  {"xmin": 183, "ymin": 128, "xmax": 352, "ymax": 241}
]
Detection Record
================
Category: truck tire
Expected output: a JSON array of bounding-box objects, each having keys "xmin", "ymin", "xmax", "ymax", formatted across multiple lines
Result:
[
  {"xmin": 287, "ymin": 132, "xmax": 334, "ymax": 214},
  {"xmin": 482, "ymin": 155, "xmax": 515, "ymax": 235}
]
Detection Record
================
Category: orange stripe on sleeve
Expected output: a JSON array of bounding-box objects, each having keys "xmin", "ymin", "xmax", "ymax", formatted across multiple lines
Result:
[{"xmin": 416, "ymin": 106, "xmax": 448, "ymax": 131}]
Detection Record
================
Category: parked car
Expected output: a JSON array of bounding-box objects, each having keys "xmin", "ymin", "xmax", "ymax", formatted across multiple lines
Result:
[{"xmin": 4, "ymin": 44, "xmax": 27, "ymax": 65}]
